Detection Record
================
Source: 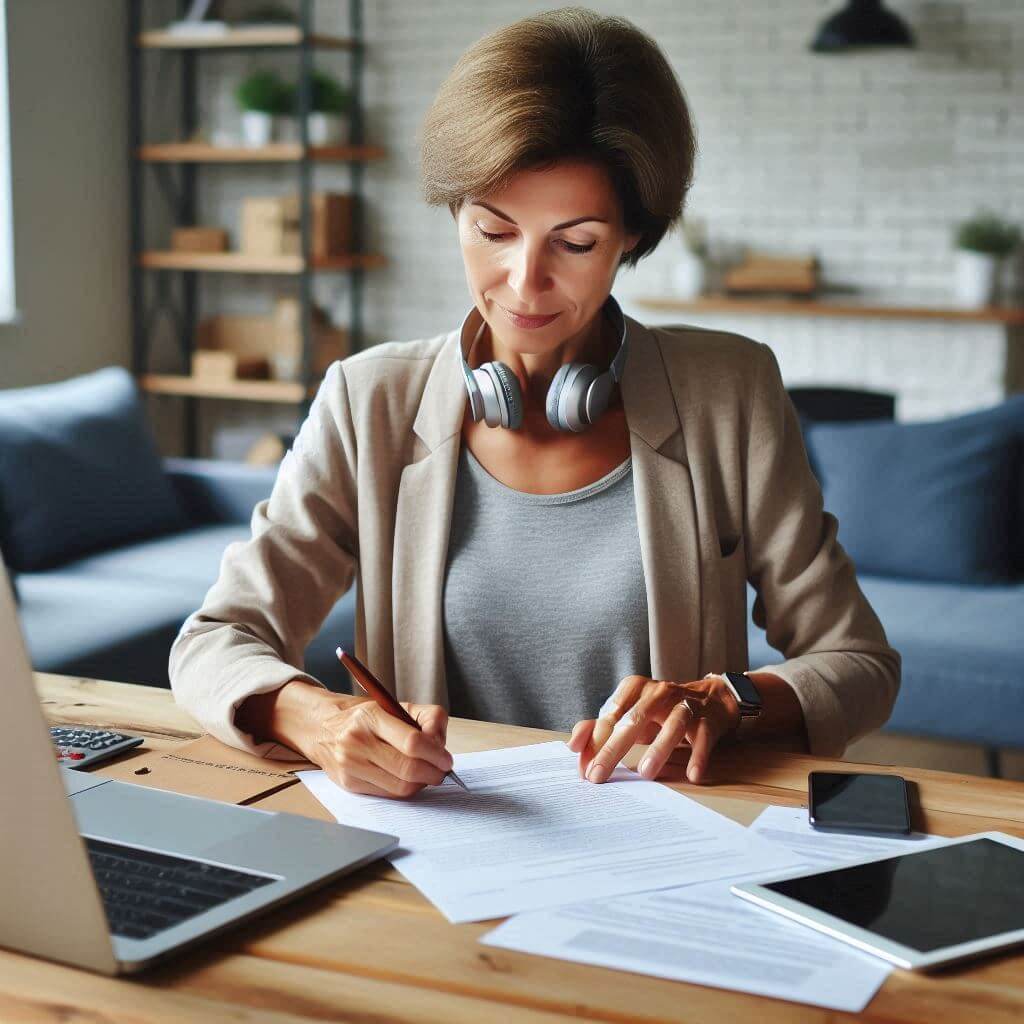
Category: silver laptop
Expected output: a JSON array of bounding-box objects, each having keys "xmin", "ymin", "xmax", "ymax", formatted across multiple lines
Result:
[{"xmin": 0, "ymin": 563, "xmax": 397, "ymax": 974}]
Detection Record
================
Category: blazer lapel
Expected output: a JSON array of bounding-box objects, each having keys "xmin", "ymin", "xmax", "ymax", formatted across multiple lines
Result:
[
  {"xmin": 621, "ymin": 316, "xmax": 706, "ymax": 684},
  {"xmin": 391, "ymin": 321, "xmax": 469, "ymax": 708}
]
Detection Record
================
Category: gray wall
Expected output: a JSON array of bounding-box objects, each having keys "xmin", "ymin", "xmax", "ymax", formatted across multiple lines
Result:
[{"xmin": 0, "ymin": 0, "xmax": 129, "ymax": 389}]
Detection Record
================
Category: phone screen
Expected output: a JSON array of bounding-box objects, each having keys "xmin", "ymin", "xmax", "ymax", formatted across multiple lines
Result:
[{"xmin": 808, "ymin": 771, "xmax": 911, "ymax": 835}]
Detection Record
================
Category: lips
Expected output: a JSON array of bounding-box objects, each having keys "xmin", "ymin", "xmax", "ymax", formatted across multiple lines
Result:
[{"xmin": 499, "ymin": 304, "xmax": 561, "ymax": 329}]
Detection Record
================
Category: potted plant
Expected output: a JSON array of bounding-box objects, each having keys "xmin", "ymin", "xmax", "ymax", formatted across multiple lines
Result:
[
  {"xmin": 235, "ymin": 71, "xmax": 289, "ymax": 147},
  {"xmin": 953, "ymin": 211, "xmax": 1021, "ymax": 307},
  {"xmin": 284, "ymin": 71, "xmax": 352, "ymax": 145}
]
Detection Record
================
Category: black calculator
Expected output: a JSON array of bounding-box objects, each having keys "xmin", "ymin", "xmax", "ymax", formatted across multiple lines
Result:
[{"xmin": 51, "ymin": 725, "xmax": 144, "ymax": 769}]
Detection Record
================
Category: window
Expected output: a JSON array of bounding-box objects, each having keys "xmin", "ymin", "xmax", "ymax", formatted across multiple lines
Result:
[{"xmin": 0, "ymin": 0, "xmax": 14, "ymax": 323}]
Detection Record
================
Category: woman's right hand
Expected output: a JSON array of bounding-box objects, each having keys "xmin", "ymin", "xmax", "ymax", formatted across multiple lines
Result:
[
  {"xmin": 238, "ymin": 681, "xmax": 453, "ymax": 800},
  {"xmin": 304, "ymin": 691, "xmax": 453, "ymax": 799}
]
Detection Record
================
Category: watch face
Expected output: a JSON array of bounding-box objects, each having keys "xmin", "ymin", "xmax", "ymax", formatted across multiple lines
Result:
[{"xmin": 725, "ymin": 672, "xmax": 762, "ymax": 708}]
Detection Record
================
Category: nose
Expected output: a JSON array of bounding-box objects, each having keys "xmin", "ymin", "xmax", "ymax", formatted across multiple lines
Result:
[{"xmin": 507, "ymin": 238, "xmax": 553, "ymax": 305}]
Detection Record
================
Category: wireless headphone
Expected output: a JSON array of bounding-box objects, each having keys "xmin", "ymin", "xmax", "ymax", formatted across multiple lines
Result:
[{"xmin": 458, "ymin": 294, "xmax": 629, "ymax": 433}]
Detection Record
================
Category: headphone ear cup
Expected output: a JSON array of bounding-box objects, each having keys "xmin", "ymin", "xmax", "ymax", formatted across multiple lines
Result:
[
  {"xmin": 545, "ymin": 364, "xmax": 574, "ymax": 431},
  {"xmin": 484, "ymin": 361, "xmax": 523, "ymax": 429}
]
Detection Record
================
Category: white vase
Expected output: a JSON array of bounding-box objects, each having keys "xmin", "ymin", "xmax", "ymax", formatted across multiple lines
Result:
[
  {"xmin": 954, "ymin": 250, "xmax": 999, "ymax": 307},
  {"xmin": 241, "ymin": 111, "xmax": 274, "ymax": 147},
  {"xmin": 670, "ymin": 249, "xmax": 706, "ymax": 300},
  {"xmin": 306, "ymin": 112, "xmax": 348, "ymax": 145}
]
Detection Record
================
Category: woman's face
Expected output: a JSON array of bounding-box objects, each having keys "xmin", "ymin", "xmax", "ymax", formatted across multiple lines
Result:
[{"xmin": 457, "ymin": 160, "xmax": 640, "ymax": 359}]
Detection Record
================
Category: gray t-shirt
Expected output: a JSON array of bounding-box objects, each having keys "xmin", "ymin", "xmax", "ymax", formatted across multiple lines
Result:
[{"xmin": 442, "ymin": 445, "xmax": 650, "ymax": 731}]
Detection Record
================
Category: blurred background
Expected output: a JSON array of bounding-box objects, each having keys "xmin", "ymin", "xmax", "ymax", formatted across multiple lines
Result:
[{"xmin": 1, "ymin": 1, "xmax": 1022, "ymax": 778}]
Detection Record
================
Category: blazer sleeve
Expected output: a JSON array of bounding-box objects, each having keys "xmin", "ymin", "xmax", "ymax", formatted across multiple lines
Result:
[
  {"xmin": 743, "ymin": 342, "xmax": 901, "ymax": 757},
  {"xmin": 168, "ymin": 361, "xmax": 359, "ymax": 759}
]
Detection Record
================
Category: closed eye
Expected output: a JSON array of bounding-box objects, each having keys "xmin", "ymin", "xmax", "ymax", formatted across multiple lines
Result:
[{"xmin": 475, "ymin": 225, "xmax": 595, "ymax": 255}]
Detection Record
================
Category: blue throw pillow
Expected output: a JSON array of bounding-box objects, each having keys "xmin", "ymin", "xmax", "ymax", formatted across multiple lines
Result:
[
  {"xmin": 0, "ymin": 367, "xmax": 188, "ymax": 571},
  {"xmin": 804, "ymin": 403, "xmax": 1020, "ymax": 584}
]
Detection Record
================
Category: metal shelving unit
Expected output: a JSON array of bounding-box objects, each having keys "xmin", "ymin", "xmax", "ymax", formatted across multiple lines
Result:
[{"xmin": 127, "ymin": 0, "xmax": 381, "ymax": 456}]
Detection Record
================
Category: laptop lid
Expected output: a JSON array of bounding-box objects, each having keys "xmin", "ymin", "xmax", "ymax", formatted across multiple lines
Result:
[{"xmin": 0, "ymin": 561, "xmax": 119, "ymax": 974}]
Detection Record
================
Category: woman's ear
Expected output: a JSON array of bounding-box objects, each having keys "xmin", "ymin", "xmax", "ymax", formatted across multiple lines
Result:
[{"xmin": 623, "ymin": 231, "xmax": 642, "ymax": 255}]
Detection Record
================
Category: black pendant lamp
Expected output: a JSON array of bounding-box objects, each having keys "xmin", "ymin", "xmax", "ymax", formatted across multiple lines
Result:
[{"xmin": 810, "ymin": 0, "xmax": 915, "ymax": 53}]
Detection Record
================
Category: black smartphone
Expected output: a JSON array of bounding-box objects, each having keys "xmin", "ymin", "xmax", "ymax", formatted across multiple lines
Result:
[{"xmin": 808, "ymin": 771, "xmax": 912, "ymax": 836}]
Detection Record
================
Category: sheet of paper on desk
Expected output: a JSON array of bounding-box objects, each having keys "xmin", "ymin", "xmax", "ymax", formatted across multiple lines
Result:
[
  {"xmin": 297, "ymin": 740, "xmax": 802, "ymax": 923},
  {"xmin": 480, "ymin": 806, "xmax": 941, "ymax": 1012},
  {"xmin": 749, "ymin": 804, "xmax": 937, "ymax": 864},
  {"xmin": 481, "ymin": 880, "xmax": 892, "ymax": 1012}
]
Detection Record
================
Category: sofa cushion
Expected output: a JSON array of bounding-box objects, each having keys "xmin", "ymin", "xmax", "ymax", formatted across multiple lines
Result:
[
  {"xmin": 0, "ymin": 367, "xmax": 187, "ymax": 572},
  {"xmin": 18, "ymin": 571, "xmax": 201, "ymax": 687},
  {"xmin": 746, "ymin": 576, "xmax": 1024, "ymax": 749},
  {"xmin": 65, "ymin": 524, "xmax": 249, "ymax": 589},
  {"xmin": 804, "ymin": 408, "xmax": 1017, "ymax": 584}
]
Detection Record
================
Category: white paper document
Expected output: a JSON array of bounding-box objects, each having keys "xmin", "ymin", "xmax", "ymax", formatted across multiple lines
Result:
[
  {"xmin": 748, "ymin": 804, "xmax": 937, "ymax": 864},
  {"xmin": 298, "ymin": 741, "xmax": 801, "ymax": 923},
  {"xmin": 480, "ymin": 803, "xmax": 933, "ymax": 1012},
  {"xmin": 481, "ymin": 880, "xmax": 893, "ymax": 1012}
]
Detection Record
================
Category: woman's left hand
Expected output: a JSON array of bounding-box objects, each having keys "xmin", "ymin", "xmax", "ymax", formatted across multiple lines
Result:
[{"xmin": 568, "ymin": 674, "xmax": 741, "ymax": 786}]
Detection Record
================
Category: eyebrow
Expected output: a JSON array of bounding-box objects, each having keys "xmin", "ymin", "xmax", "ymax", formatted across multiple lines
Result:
[{"xmin": 470, "ymin": 201, "xmax": 608, "ymax": 231}]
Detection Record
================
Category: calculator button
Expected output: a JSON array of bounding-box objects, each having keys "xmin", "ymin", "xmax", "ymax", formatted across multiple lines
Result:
[{"xmin": 68, "ymin": 752, "xmax": 86, "ymax": 760}]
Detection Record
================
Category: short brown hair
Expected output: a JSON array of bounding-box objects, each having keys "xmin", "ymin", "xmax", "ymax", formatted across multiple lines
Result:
[{"xmin": 419, "ymin": 6, "xmax": 696, "ymax": 268}]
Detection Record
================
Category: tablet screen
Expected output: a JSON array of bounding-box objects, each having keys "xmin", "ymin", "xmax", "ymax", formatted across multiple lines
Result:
[{"xmin": 763, "ymin": 838, "xmax": 1024, "ymax": 953}]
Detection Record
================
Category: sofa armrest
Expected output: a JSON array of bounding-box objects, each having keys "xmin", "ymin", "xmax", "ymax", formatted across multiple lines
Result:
[{"xmin": 164, "ymin": 457, "xmax": 278, "ymax": 526}]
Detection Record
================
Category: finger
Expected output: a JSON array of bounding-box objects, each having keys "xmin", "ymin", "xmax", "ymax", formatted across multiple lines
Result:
[
  {"xmin": 365, "ymin": 705, "xmax": 453, "ymax": 773},
  {"xmin": 637, "ymin": 700, "xmax": 693, "ymax": 779},
  {"xmin": 686, "ymin": 716, "xmax": 722, "ymax": 785},
  {"xmin": 586, "ymin": 698, "xmax": 657, "ymax": 784},
  {"xmin": 369, "ymin": 739, "xmax": 448, "ymax": 789},
  {"xmin": 328, "ymin": 752, "xmax": 427, "ymax": 799},
  {"xmin": 590, "ymin": 676, "xmax": 648, "ymax": 752},
  {"xmin": 570, "ymin": 720, "xmax": 600, "ymax": 778},
  {"xmin": 567, "ymin": 719, "xmax": 594, "ymax": 754},
  {"xmin": 410, "ymin": 703, "xmax": 449, "ymax": 745}
]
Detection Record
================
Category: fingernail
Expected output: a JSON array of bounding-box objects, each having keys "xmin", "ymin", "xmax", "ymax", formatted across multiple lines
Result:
[
  {"xmin": 638, "ymin": 757, "xmax": 651, "ymax": 778},
  {"xmin": 587, "ymin": 764, "xmax": 605, "ymax": 784}
]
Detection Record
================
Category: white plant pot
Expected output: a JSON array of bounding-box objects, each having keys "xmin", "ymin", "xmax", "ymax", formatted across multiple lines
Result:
[
  {"xmin": 670, "ymin": 249, "xmax": 706, "ymax": 300},
  {"xmin": 954, "ymin": 250, "xmax": 999, "ymax": 308},
  {"xmin": 241, "ymin": 111, "xmax": 275, "ymax": 147},
  {"xmin": 306, "ymin": 112, "xmax": 348, "ymax": 145}
]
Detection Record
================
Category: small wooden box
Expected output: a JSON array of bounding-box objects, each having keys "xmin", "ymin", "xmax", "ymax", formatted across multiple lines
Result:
[
  {"xmin": 191, "ymin": 349, "xmax": 269, "ymax": 382},
  {"xmin": 172, "ymin": 226, "xmax": 229, "ymax": 253},
  {"xmin": 239, "ymin": 193, "xmax": 352, "ymax": 259}
]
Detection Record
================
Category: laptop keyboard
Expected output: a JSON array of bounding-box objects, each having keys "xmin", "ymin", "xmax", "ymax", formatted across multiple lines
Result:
[{"xmin": 85, "ymin": 837, "xmax": 276, "ymax": 940}]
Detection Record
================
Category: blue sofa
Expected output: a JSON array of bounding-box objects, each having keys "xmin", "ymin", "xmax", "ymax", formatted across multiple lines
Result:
[
  {"xmin": 0, "ymin": 368, "xmax": 356, "ymax": 691},
  {"xmin": 748, "ymin": 390, "xmax": 1024, "ymax": 770}
]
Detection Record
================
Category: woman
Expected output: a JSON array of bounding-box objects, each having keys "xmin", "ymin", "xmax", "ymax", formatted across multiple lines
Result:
[{"xmin": 169, "ymin": 8, "xmax": 899, "ymax": 799}]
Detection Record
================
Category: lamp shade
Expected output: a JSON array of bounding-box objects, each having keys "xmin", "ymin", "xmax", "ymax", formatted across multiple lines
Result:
[{"xmin": 810, "ymin": 0, "xmax": 915, "ymax": 53}]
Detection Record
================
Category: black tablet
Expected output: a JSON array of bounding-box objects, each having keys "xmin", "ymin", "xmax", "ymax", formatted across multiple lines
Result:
[{"xmin": 732, "ymin": 833, "xmax": 1024, "ymax": 970}]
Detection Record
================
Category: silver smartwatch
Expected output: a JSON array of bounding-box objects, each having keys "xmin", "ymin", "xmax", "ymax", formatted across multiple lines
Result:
[{"xmin": 705, "ymin": 671, "xmax": 763, "ymax": 739}]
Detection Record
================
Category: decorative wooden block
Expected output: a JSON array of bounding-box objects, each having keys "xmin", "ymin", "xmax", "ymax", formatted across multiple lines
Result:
[
  {"xmin": 171, "ymin": 226, "xmax": 229, "ymax": 253},
  {"xmin": 239, "ymin": 193, "xmax": 352, "ymax": 259}
]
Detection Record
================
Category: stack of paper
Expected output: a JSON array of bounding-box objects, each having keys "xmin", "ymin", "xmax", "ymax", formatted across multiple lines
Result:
[
  {"xmin": 298, "ymin": 741, "xmax": 801, "ymax": 923},
  {"xmin": 299, "ymin": 741, "xmax": 934, "ymax": 1012}
]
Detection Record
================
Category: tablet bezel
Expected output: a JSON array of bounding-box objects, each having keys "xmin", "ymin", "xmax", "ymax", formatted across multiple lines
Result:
[{"xmin": 731, "ymin": 831, "xmax": 1024, "ymax": 971}]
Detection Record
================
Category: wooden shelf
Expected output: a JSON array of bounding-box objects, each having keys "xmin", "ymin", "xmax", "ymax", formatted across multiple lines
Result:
[
  {"xmin": 138, "ymin": 28, "xmax": 355, "ymax": 50},
  {"xmin": 138, "ymin": 142, "xmax": 386, "ymax": 163},
  {"xmin": 139, "ymin": 251, "xmax": 386, "ymax": 274},
  {"xmin": 635, "ymin": 295, "xmax": 1024, "ymax": 325},
  {"xmin": 140, "ymin": 374, "xmax": 315, "ymax": 403}
]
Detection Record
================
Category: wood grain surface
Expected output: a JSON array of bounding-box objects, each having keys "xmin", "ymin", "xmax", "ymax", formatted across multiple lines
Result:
[{"xmin": 13, "ymin": 673, "xmax": 1024, "ymax": 1023}]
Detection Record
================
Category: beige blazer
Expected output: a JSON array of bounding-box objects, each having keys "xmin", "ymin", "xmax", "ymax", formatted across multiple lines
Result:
[{"xmin": 169, "ymin": 307, "xmax": 900, "ymax": 761}]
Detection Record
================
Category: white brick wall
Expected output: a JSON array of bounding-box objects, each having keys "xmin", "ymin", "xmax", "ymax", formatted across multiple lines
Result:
[{"xmin": 149, "ymin": 1, "xmax": 1023, "ymax": 447}]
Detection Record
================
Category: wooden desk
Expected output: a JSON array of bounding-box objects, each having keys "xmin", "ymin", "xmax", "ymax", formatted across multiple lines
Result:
[{"xmin": 9, "ymin": 673, "xmax": 1024, "ymax": 1023}]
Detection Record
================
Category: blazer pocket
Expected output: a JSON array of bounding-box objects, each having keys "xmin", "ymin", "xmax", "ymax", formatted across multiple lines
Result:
[{"xmin": 719, "ymin": 533, "xmax": 742, "ymax": 559}]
